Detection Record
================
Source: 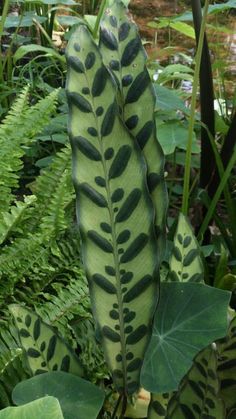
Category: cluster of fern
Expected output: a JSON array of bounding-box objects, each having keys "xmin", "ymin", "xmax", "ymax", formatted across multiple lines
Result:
[{"xmin": 0, "ymin": 87, "xmax": 107, "ymax": 408}]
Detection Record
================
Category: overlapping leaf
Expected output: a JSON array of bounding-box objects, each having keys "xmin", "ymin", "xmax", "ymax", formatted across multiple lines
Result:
[
  {"xmin": 99, "ymin": 0, "xmax": 167, "ymax": 261},
  {"xmin": 10, "ymin": 305, "xmax": 84, "ymax": 377},
  {"xmin": 0, "ymin": 396, "xmax": 64, "ymax": 419},
  {"xmin": 217, "ymin": 316, "xmax": 236, "ymax": 414},
  {"xmin": 166, "ymin": 346, "xmax": 225, "ymax": 418},
  {"xmin": 12, "ymin": 371, "xmax": 105, "ymax": 419},
  {"xmin": 169, "ymin": 213, "xmax": 204, "ymax": 283},
  {"xmin": 66, "ymin": 25, "xmax": 158, "ymax": 395}
]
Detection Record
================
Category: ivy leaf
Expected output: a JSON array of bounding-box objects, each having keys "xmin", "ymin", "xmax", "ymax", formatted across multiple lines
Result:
[{"xmin": 141, "ymin": 282, "xmax": 230, "ymax": 393}]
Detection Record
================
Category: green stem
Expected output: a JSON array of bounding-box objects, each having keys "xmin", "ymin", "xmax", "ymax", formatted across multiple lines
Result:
[
  {"xmin": 181, "ymin": 0, "xmax": 209, "ymax": 215},
  {"xmin": 197, "ymin": 146, "xmax": 236, "ymax": 241},
  {"xmin": 93, "ymin": 0, "xmax": 107, "ymax": 39},
  {"xmin": 0, "ymin": 0, "xmax": 10, "ymax": 94}
]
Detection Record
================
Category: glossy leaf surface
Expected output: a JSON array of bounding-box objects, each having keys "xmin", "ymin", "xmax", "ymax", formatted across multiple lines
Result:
[
  {"xmin": 100, "ymin": 0, "xmax": 167, "ymax": 261},
  {"xmin": 10, "ymin": 305, "xmax": 83, "ymax": 377},
  {"xmin": 169, "ymin": 213, "xmax": 204, "ymax": 283},
  {"xmin": 0, "ymin": 396, "xmax": 64, "ymax": 419},
  {"xmin": 141, "ymin": 282, "xmax": 230, "ymax": 393},
  {"xmin": 12, "ymin": 371, "xmax": 104, "ymax": 419},
  {"xmin": 66, "ymin": 25, "xmax": 158, "ymax": 395}
]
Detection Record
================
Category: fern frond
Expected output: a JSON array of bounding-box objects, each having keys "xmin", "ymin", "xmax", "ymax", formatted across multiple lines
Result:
[
  {"xmin": 0, "ymin": 89, "xmax": 59, "ymax": 213},
  {"xmin": 0, "ymin": 86, "xmax": 29, "ymax": 135},
  {"xmin": 0, "ymin": 324, "xmax": 30, "ymax": 408},
  {"xmin": 32, "ymin": 145, "xmax": 75, "ymax": 238},
  {"xmin": 0, "ymin": 195, "xmax": 36, "ymax": 245}
]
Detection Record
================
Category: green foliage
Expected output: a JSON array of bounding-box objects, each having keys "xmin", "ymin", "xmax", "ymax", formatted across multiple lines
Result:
[
  {"xmin": 0, "ymin": 396, "xmax": 64, "ymax": 419},
  {"xmin": 141, "ymin": 282, "xmax": 230, "ymax": 393},
  {"xmin": 148, "ymin": 393, "xmax": 171, "ymax": 419},
  {"xmin": 67, "ymin": 23, "xmax": 159, "ymax": 396},
  {"xmin": 12, "ymin": 371, "xmax": 105, "ymax": 419},
  {"xmin": 9, "ymin": 305, "xmax": 84, "ymax": 377}
]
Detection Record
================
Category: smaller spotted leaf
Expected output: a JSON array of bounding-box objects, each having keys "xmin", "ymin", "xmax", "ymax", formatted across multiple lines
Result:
[
  {"xmin": 169, "ymin": 213, "xmax": 204, "ymax": 283},
  {"xmin": 217, "ymin": 316, "xmax": 236, "ymax": 414},
  {"xmin": 9, "ymin": 305, "xmax": 84, "ymax": 377},
  {"xmin": 166, "ymin": 346, "xmax": 225, "ymax": 418}
]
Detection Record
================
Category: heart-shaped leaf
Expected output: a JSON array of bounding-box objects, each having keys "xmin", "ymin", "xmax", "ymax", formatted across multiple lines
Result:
[{"xmin": 141, "ymin": 282, "xmax": 230, "ymax": 393}]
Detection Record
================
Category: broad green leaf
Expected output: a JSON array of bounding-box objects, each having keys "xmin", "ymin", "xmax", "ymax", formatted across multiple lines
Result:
[
  {"xmin": 155, "ymin": 120, "xmax": 200, "ymax": 155},
  {"xmin": 99, "ymin": 0, "xmax": 167, "ymax": 262},
  {"xmin": 217, "ymin": 316, "xmax": 236, "ymax": 414},
  {"xmin": 66, "ymin": 25, "xmax": 159, "ymax": 395},
  {"xmin": 12, "ymin": 371, "xmax": 105, "ymax": 419},
  {"xmin": 14, "ymin": 45, "xmax": 65, "ymax": 64},
  {"xmin": 169, "ymin": 213, "xmax": 204, "ymax": 283},
  {"xmin": 148, "ymin": 393, "xmax": 171, "ymax": 418},
  {"xmin": 155, "ymin": 85, "xmax": 189, "ymax": 114},
  {"xmin": 0, "ymin": 396, "xmax": 64, "ymax": 419},
  {"xmin": 9, "ymin": 305, "xmax": 84, "ymax": 377},
  {"xmin": 141, "ymin": 282, "xmax": 230, "ymax": 393},
  {"xmin": 170, "ymin": 21, "xmax": 195, "ymax": 39},
  {"xmin": 2, "ymin": 14, "xmax": 47, "ymax": 29},
  {"xmin": 56, "ymin": 15, "xmax": 83, "ymax": 26},
  {"xmin": 166, "ymin": 346, "xmax": 225, "ymax": 418},
  {"xmin": 18, "ymin": 0, "xmax": 76, "ymax": 3}
]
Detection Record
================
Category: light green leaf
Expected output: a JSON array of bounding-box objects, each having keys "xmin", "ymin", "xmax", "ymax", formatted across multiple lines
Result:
[
  {"xmin": 148, "ymin": 393, "xmax": 171, "ymax": 418},
  {"xmin": 66, "ymin": 24, "xmax": 159, "ymax": 395},
  {"xmin": 169, "ymin": 213, "xmax": 204, "ymax": 283},
  {"xmin": 22, "ymin": 0, "xmax": 75, "ymax": 4},
  {"xmin": 141, "ymin": 282, "xmax": 230, "ymax": 393},
  {"xmin": 12, "ymin": 371, "xmax": 105, "ymax": 419},
  {"xmin": 9, "ymin": 305, "xmax": 84, "ymax": 377},
  {"xmin": 170, "ymin": 21, "xmax": 195, "ymax": 39},
  {"xmin": 14, "ymin": 44, "xmax": 65, "ymax": 64},
  {"xmin": 156, "ymin": 120, "xmax": 200, "ymax": 155},
  {"xmin": 0, "ymin": 396, "xmax": 64, "ymax": 419}
]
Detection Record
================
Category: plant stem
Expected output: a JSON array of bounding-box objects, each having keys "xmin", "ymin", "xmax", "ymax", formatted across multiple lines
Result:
[
  {"xmin": 93, "ymin": 0, "xmax": 107, "ymax": 39},
  {"xmin": 0, "ymin": 0, "xmax": 10, "ymax": 104},
  {"xmin": 181, "ymin": 0, "xmax": 209, "ymax": 215},
  {"xmin": 197, "ymin": 146, "xmax": 236, "ymax": 241}
]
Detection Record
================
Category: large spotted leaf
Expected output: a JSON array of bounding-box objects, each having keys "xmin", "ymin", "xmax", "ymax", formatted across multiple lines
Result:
[
  {"xmin": 9, "ymin": 305, "xmax": 84, "ymax": 377},
  {"xmin": 99, "ymin": 0, "xmax": 167, "ymax": 262},
  {"xmin": 66, "ymin": 25, "xmax": 158, "ymax": 396},
  {"xmin": 141, "ymin": 282, "xmax": 230, "ymax": 393},
  {"xmin": 166, "ymin": 346, "xmax": 225, "ymax": 418},
  {"xmin": 217, "ymin": 316, "xmax": 236, "ymax": 415},
  {"xmin": 169, "ymin": 213, "xmax": 204, "ymax": 283}
]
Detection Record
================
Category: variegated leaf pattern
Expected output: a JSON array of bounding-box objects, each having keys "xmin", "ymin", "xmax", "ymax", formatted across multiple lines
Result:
[
  {"xmin": 217, "ymin": 316, "xmax": 236, "ymax": 415},
  {"xmin": 166, "ymin": 345, "xmax": 225, "ymax": 419},
  {"xmin": 148, "ymin": 393, "xmax": 171, "ymax": 419},
  {"xmin": 169, "ymin": 213, "xmax": 204, "ymax": 283},
  {"xmin": 9, "ymin": 305, "xmax": 84, "ymax": 377},
  {"xmin": 99, "ymin": 0, "xmax": 167, "ymax": 262},
  {"xmin": 66, "ymin": 25, "xmax": 158, "ymax": 395}
]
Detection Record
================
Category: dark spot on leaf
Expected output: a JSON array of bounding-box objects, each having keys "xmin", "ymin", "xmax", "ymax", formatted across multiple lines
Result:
[
  {"xmin": 119, "ymin": 22, "xmax": 131, "ymax": 42},
  {"xmin": 85, "ymin": 52, "xmax": 96, "ymax": 70},
  {"xmin": 88, "ymin": 231, "xmax": 113, "ymax": 253}
]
